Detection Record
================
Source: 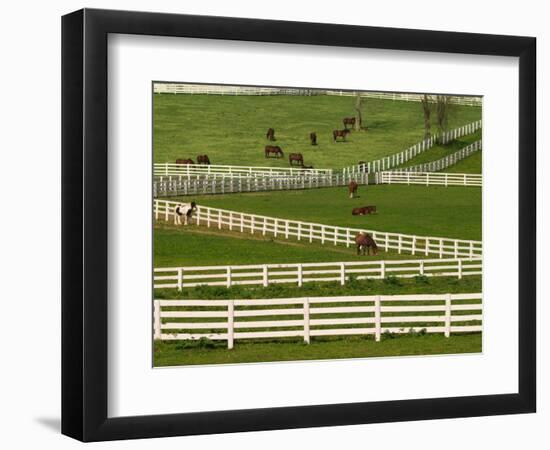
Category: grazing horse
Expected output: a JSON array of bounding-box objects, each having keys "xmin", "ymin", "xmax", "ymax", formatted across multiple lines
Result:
[
  {"xmin": 266, "ymin": 128, "xmax": 275, "ymax": 141},
  {"xmin": 355, "ymin": 232, "xmax": 378, "ymax": 255},
  {"xmin": 289, "ymin": 153, "xmax": 304, "ymax": 166},
  {"xmin": 265, "ymin": 145, "xmax": 284, "ymax": 158},
  {"xmin": 310, "ymin": 132, "xmax": 317, "ymax": 145},
  {"xmin": 343, "ymin": 117, "xmax": 356, "ymax": 129},
  {"xmin": 176, "ymin": 158, "xmax": 194, "ymax": 165},
  {"xmin": 197, "ymin": 154, "xmax": 211, "ymax": 165},
  {"xmin": 333, "ymin": 129, "xmax": 351, "ymax": 142},
  {"xmin": 174, "ymin": 201, "xmax": 197, "ymax": 225},
  {"xmin": 348, "ymin": 180, "xmax": 358, "ymax": 199},
  {"xmin": 352, "ymin": 206, "xmax": 377, "ymax": 215}
]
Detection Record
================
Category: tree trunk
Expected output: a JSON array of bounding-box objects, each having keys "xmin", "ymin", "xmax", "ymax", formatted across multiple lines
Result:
[
  {"xmin": 421, "ymin": 94, "xmax": 432, "ymax": 139},
  {"xmin": 354, "ymin": 94, "xmax": 363, "ymax": 131}
]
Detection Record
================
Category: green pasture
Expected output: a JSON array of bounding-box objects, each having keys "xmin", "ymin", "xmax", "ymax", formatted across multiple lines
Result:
[
  {"xmin": 153, "ymin": 94, "xmax": 481, "ymax": 167},
  {"xmin": 154, "ymin": 332, "xmax": 481, "ymax": 366},
  {"xmin": 172, "ymin": 184, "xmax": 482, "ymax": 241},
  {"xmin": 443, "ymin": 151, "xmax": 483, "ymax": 174},
  {"xmin": 396, "ymin": 130, "xmax": 482, "ymax": 170}
]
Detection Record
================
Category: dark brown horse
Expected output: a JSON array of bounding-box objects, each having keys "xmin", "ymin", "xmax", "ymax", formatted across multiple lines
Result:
[
  {"xmin": 352, "ymin": 206, "xmax": 377, "ymax": 215},
  {"xmin": 355, "ymin": 232, "xmax": 378, "ymax": 255},
  {"xmin": 348, "ymin": 180, "xmax": 358, "ymax": 198},
  {"xmin": 289, "ymin": 153, "xmax": 304, "ymax": 166},
  {"xmin": 343, "ymin": 117, "xmax": 356, "ymax": 129},
  {"xmin": 333, "ymin": 129, "xmax": 351, "ymax": 142},
  {"xmin": 265, "ymin": 145, "xmax": 284, "ymax": 158},
  {"xmin": 197, "ymin": 154, "xmax": 211, "ymax": 165},
  {"xmin": 176, "ymin": 158, "xmax": 194, "ymax": 165},
  {"xmin": 310, "ymin": 132, "xmax": 317, "ymax": 145},
  {"xmin": 266, "ymin": 128, "xmax": 275, "ymax": 141}
]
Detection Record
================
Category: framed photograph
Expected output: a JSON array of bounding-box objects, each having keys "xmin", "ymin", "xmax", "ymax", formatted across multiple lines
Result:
[{"xmin": 62, "ymin": 8, "xmax": 536, "ymax": 441}]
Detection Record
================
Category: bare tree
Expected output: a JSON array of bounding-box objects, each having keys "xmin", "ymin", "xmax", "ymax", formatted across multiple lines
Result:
[
  {"xmin": 421, "ymin": 94, "xmax": 432, "ymax": 139},
  {"xmin": 435, "ymin": 95, "xmax": 452, "ymax": 134},
  {"xmin": 354, "ymin": 93, "xmax": 363, "ymax": 131}
]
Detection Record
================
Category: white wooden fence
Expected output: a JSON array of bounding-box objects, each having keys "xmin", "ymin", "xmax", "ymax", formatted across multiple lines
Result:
[
  {"xmin": 378, "ymin": 172, "xmax": 482, "ymax": 187},
  {"xmin": 153, "ymin": 172, "xmax": 368, "ymax": 197},
  {"xmin": 154, "ymin": 258, "xmax": 482, "ymax": 290},
  {"xmin": 397, "ymin": 140, "xmax": 482, "ymax": 173},
  {"xmin": 153, "ymin": 162, "xmax": 332, "ymax": 178},
  {"xmin": 154, "ymin": 200, "xmax": 483, "ymax": 259},
  {"xmin": 153, "ymin": 83, "xmax": 482, "ymax": 106},
  {"xmin": 154, "ymin": 293, "xmax": 483, "ymax": 348},
  {"xmin": 342, "ymin": 120, "xmax": 482, "ymax": 176}
]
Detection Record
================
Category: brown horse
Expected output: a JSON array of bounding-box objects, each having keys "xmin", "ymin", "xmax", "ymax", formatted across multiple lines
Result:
[
  {"xmin": 352, "ymin": 206, "xmax": 377, "ymax": 215},
  {"xmin": 355, "ymin": 232, "xmax": 378, "ymax": 255},
  {"xmin": 266, "ymin": 128, "xmax": 275, "ymax": 141},
  {"xmin": 333, "ymin": 129, "xmax": 351, "ymax": 142},
  {"xmin": 343, "ymin": 117, "xmax": 356, "ymax": 129},
  {"xmin": 348, "ymin": 180, "xmax": 358, "ymax": 198},
  {"xmin": 197, "ymin": 154, "xmax": 211, "ymax": 165},
  {"xmin": 289, "ymin": 153, "xmax": 304, "ymax": 166},
  {"xmin": 176, "ymin": 158, "xmax": 194, "ymax": 165},
  {"xmin": 265, "ymin": 145, "xmax": 284, "ymax": 158},
  {"xmin": 310, "ymin": 132, "xmax": 317, "ymax": 145}
]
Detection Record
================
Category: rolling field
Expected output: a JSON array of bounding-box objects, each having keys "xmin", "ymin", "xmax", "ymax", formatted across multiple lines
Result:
[
  {"xmin": 171, "ymin": 184, "xmax": 482, "ymax": 241},
  {"xmin": 443, "ymin": 151, "xmax": 482, "ymax": 174},
  {"xmin": 153, "ymin": 94, "xmax": 482, "ymax": 167}
]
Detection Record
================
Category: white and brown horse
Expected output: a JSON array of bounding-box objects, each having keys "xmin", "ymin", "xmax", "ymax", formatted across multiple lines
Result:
[{"xmin": 174, "ymin": 201, "xmax": 197, "ymax": 225}]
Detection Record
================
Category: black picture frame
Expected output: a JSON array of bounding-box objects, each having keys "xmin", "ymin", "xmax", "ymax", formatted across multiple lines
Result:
[{"xmin": 62, "ymin": 8, "xmax": 536, "ymax": 442}]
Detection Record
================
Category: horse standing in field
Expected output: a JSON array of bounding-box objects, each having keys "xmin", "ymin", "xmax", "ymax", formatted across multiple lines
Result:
[
  {"xmin": 310, "ymin": 132, "xmax": 317, "ymax": 145},
  {"xmin": 174, "ymin": 201, "xmax": 197, "ymax": 225},
  {"xmin": 197, "ymin": 154, "xmax": 211, "ymax": 165},
  {"xmin": 333, "ymin": 129, "xmax": 351, "ymax": 142},
  {"xmin": 289, "ymin": 153, "xmax": 304, "ymax": 166},
  {"xmin": 266, "ymin": 128, "xmax": 276, "ymax": 141},
  {"xmin": 352, "ymin": 206, "xmax": 377, "ymax": 215},
  {"xmin": 176, "ymin": 158, "xmax": 194, "ymax": 165},
  {"xmin": 355, "ymin": 232, "xmax": 378, "ymax": 256},
  {"xmin": 265, "ymin": 145, "xmax": 284, "ymax": 158},
  {"xmin": 343, "ymin": 117, "xmax": 356, "ymax": 129},
  {"xmin": 348, "ymin": 180, "xmax": 358, "ymax": 199}
]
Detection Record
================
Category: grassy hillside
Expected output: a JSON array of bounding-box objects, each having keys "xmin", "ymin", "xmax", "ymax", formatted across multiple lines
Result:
[
  {"xmin": 172, "ymin": 184, "xmax": 482, "ymax": 241},
  {"xmin": 153, "ymin": 94, "xmax": 482, "ymax": 167},
  {"xmin": 443, "ymin": 151, "xmax": 482, "ymax": 174}
]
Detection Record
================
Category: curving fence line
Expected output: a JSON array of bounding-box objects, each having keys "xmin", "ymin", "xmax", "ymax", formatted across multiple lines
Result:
[
  {"xmin": 154, "ymin": 163, "xmax": 332, "ymax": 178},
  {"xmin": 154, "ymin": 258, "xmax": 482, "ymax": 290},
  {"xmin": 154, "ymin": 200, "xmax": 482, "ymax": 259},
  {"xmin": 154, "ymin": 293, "xmax": 483, "ymax": 348}
]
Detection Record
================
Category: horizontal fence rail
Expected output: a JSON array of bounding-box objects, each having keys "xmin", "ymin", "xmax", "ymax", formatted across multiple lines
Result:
[
  {"xmin": 153, "ymin": 172, "xmax": 368, "ymax": 197},
  {"xmin": 394, "ymin": 140, "xmax": 482, "ymax": 173},
  {"xmin": 342, "ymin": 120, "xmax": 482, "ymax": 176},
  {"xmin": 153, "ymin": 84, "xmax": 482, "ymax": 106},
  {"xmin": 153, "ymin": 163, "xmax": 333, "ymax": 178},
  {"xmin": 154, "ymin": 200, "xmax": 483, "ymax": 259},
  {"xmin": 154, "ymin": 293, "xmax": 483, "ymax": 348},
  {"xmin": 378, "ymin": 171, "xmax": 482, "ymax": 187},
  {"xmin": 154, "ymin": 258, "xmax": 482, "ymax": 290}
]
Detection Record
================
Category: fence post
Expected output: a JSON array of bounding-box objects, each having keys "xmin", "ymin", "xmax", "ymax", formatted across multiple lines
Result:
[
  {"xmin": 439, "ymin": 239, "xmax": 444, "ymax": 258},
  {"xmin": 412, "ymin": 236, "xmax": 416, "ymax": 255},
  {"xmin": 419, "ymin": 260, "xmax": 424, "ymax": 276},
  {"xmin": 165, "ymin": 202, "xmax": 169, "ymax": 222},
  {"xmin": 155, "ymin": 201, "xmax": 159, "ymax": 220},
  {"xmin": 154, "ymin": 300, "xmax": 161, "ymax": 340},
  {"xmin": 218, "ymin": 210, "xmax": 222, "ymax": 230},
  {"xmin": 340, "ymin": 262, "xmax": 346, "ymax": 285},
  {"xmin": 346, "ymin": 229, "xmax": 351, "ymax": 247},
  {"xmin": 444, "ymin": 294, "xmax": 452, "ymax": 338},
  {"xmin": 457, "ymin": 259, "xmax": 463, "ymax": 279},
  {"xmin": 227, "ymin": 300, "xmax": 234, "ymax": 349},
  {"xmin": 177, "ymin": 268, "xmax": 183, "ymax": 291},
  {"xmin": 303, "ymin": 298, "xmax": 310, "ymax": 344},
  {"xmin": 374, "ymin": 295, "xmax": 381, "ymax": 342},
  {"xmin": 398, "ymin": 235, "xmax": 402, "ymax": 254},
  {"xmin": 321, "ymin": 226, "xmax": 326, "ymax": 244},
  {"xmin": 380, "ymin": 260, "xmax": 385, "ymax": 279},
  {"xmin": 297, "ymin": 222, "xmax": 301, "ymax": 241},
  {"xmin": 240, "ymin": 213, "xmax": 244, "ymax": 233},
  {"xmin": 445, "ymin": 173, "xmax": 448, "ymax": 187},
  {"xmin": 229, "ymin": 212, "xmax": 233, "ymax": 230},
  {"xmin": 297, "ymin": 264, "xmax": 303, "ymax": 287},
  {"xmin": 226, "ymin": 266, "xmax": 232, "ymax": 288},
  {"xmin": 263, "ymin": 265, "xmax": 269, "ymax": 287},
  {"xmin": 250, "ymin": 215, "xmax": 255, "ymax": 234}
]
